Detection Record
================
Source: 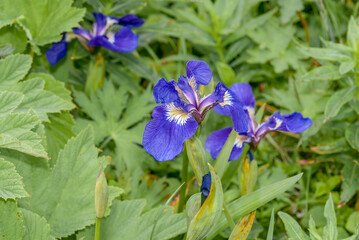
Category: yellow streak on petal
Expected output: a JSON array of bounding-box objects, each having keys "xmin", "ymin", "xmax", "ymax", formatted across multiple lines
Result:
[
  {"xmin": 166, "ymin": 103, "xmax": 191, "ymax": 126},
  {"xmin": 219, "ymin": 91, "xmax": 232, "ymax": 107}
]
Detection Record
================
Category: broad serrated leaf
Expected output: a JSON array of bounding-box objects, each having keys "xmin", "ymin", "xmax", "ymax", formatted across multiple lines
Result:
[
  {"xmin": 0, "ymin": 25, "xmax": 28, "ymax": 53},
  {"xmin": 0, "ymin": 54, "xmax": 32, "ymax": 86},
  {"xmin": 32, "ymin": 73, "xmax": 73, "ymax": 103},
  {"xmin": 0, "ymin": 199, "xmax": 25, "ymax": 239},
  {"xmin": 324, "ymin": 87, "xmax": 358, "ymax": 122},
  {"xmin": 4, "ymin": 128, "xmax": 120, "ymax": 238},
  {"xmin": 278, "ymin": 212, "xmax": 310, "ymax": 240},
  {"xmin": 20, "ymin": 208, "xmax": 54, "ymax": 240},
  {"xmin": 0, "ymin": 0, "xmax": 85, "ymax": 46},
  {"xmin": 0, "ymin": 158, "xmax": 28, "ymax": 200},
  {"xmin": 10, "ymin": 77, "xmax": 75, "ymax": 121},
  {"xmin": 44, "ymin": 112, "xmax": 75, "ymax": 167},
  {"xmin": 278, "ymin": 0, "xmax": 303, "ymax": 24},
  {"xmin": 0, "ymin": 113, "xmax": 48, "ymax": 158},
  {"xmin": 207, "ymin": 173, "xmax": 302, "ymax": 239},
  {"xmin": 77, "ymin": 199, "xmax": 186, "ymax": 240},
  {"xmin": 74, "ymin": 80, "xmax": 155, "ymax": 169},
  {"xmin": 345, "ymin": 124, "xmax": 359, "ymax": 152},
  {"xmin": 0, "ymin": 91, "xmax": 24, "ymax": 116}
]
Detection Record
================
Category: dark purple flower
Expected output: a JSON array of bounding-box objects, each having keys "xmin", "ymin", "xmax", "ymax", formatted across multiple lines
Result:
[
  {"xmin": 205, "ymin": 83, "xmax": 312, "ymax": 161},
  {"xmin": 46, "ymin": 12, "xmax": 144, "ymax": 65},
  {"xmin": 143, "ymin": 61, "xmax": 248, "ymax": 162}
]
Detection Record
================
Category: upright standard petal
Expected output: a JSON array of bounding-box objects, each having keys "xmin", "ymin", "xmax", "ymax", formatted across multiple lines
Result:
[
  {"xmin": 186, "ymin": 60, "xmax": 212, "ymax": 86},
  {"xmin": 92, "ymin": 12, "xmax": 118, "ymax": 36},
  {"xmin": 72, "ymin": 27, "xmax": 92, "ymax": 40},
  {"xmin": 177, "ymin": 76, "xmax": 199, "ymax": 106},
  {"xmin": 230, "ymin": 83, "xmax": 256, "ymax": 109},
  {"xmin": 205, "ymin": 127, "xmax": 249, "ymax": 161},
  {"xmin": 118, "ymin": 14, "xmax": 144, "ymax": 28},
  {"xmin": 88, "ymin": 27, "xmax": 139, "ymax": 52},
  {"xmin": 255, "ymin": 111, "xmax": 312, "ymax": 139},
  {"xmin": 143, "ymin": 102, "xmax": 198, "ymax": 161},
  {"xmin": 46, "ymin": 40, "xmax": 68, "ymax": 65},
  {"xmin": 153, "ymin": 78, "xmax": 180, "ymax": 104}
]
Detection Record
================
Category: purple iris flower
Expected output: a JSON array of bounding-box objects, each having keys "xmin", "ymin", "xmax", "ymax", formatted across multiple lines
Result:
[
  {"xmin": 205, "ymin": 83, "xmax": 313, "ymax": 161},
  {"xmin": 143, "ymin": 61, "xmax": 249, "ymax": 162},
  {"xmin": 46, "ymin": 12, "xmax": 144, "ymax": 65}
]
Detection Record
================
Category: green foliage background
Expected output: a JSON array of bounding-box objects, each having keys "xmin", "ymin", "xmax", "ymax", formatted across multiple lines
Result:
[{"xmin": 0, "ymin": 0, "xmax": 358, "ymax": 239}]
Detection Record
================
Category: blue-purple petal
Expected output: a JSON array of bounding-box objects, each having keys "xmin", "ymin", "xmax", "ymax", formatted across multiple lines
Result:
[
  {"xmin": 118, "ymin": 14, "xmax": 144, "ymax": 28},
  {"xmin": 186, "ymin": 60, "xmax": 212, "ymax": 86},
  {"xmin": 72, "ymin": 27, "xmax": 92, "ymax": 40},
  {"xmin": 205, "ymin": 127, "xmax": 246, "ymax": 161},
  {"xmin": 177, "ymin": 76, "xmax": 198, "ymax": 106},
  {"xmin": 256, "ymin": 111, "xmax": 312, "ymax": 139},
  {"xmin": 272, "ymin": 111, "xmax": 312, "ymax": 133},
  {"xmin": 88, "ymin": 27, "xmax": 139, "ymax": 52},
  {"xmin": 230, "ymin": 83, "xmax": 256, "ymax": 109},
  {"xmin": 92, "ymin": 12, "xmax": 108, "ymax": 36},
  {"xmin": 153, "ymin": 78, "xmax": 180, "ymax": 104},
  {"xmin": 210, "ymin": 83, "xmax": 249, "ymax": 134},
  {"xmin": 46, "ymin": 40, "xmax": 68, "ymax": 66},
  {"xmin": 143, "ymin": 104, "xmax": 198, "ymax": 161}
]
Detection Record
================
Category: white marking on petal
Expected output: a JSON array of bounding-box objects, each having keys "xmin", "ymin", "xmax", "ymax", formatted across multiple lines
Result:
[
  {"xmin": 234, "ymin": 134, "xmax": 251, "ymax": 148},
  {"xmin": 219, "ymin": 91, "xmax": 232, "ymax": 107},
  {"xmin": 269, "ymin": 117, "xmax": 283, "ymax": 130},
  {"xmin": 166, "ymin": 103, "xmax": 191, "ymax": 126},
  {"xmin": 106, "ymin": 17, "xmax": 117, "ymax": 30},
  {"xmin": 247, "ymin": 107, "xmax": 255, "ymax": 120},
  {"xmin": 107, "ymin": 32, "xmax": 115, "ymax": 43}
]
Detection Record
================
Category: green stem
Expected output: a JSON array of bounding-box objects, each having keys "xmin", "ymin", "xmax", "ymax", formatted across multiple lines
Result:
[
  {"xmin": 178, "ymin": 144, "xmax": 189, "ymax": 213},
  {"xmin": 95, "ymin": 218, "xmax": 102, "ymax": 240},
  {"xmin": 223, "ymin": 203, "xmax": 235, "ymax": 230}
]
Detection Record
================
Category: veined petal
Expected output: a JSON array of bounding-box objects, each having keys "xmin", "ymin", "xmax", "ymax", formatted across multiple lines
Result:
[
  {"xmin": 143, "ymin": 103, "xmax": 198, "ymax": 161},
  {"xmin": 92, "ymin": 12, "xmax": 109, "ymax": 36},
  {"xmin": 230, "ymin": 83, "xmax": 256, "ymax": 115},
  {"xmin": 72, "ymin": 27, "xmax": 92, "ymax": 40},
  {"xmin": 210, "ymin": 83, "xmax": 249, "ymax": 134},
  {"xmin": 153, "ymin": 78, "xmax": 180, "ymax": 104},
  {"xmin": 186, "ymin": 60, "xmax": 212, "ymax": 86},
  {"xmin": 255, "ymin": 111, "xmax": 312, "ymax": 139},
  {"xmin": 46, "ymin": 37, "xmax": 68, "ymax": 65},
  {"xmin": 177, "ymin": 76, "xmax": 200, "ymax": 106},
  {"xmin": 118, "ymin": 14, "xmax": 144, "ymax": 28},
  {"xmin": 205, "ymin": 127, "xmax": 250, "ymax": 161},
  {"xmin": 88, "ymin": 27, "xmax": 139, "ymax": 52}
]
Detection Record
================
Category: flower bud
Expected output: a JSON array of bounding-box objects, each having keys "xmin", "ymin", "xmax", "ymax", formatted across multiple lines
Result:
[{"xmin": 95, "ymin": 168, "xmax": 108, "ymax": 218}]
